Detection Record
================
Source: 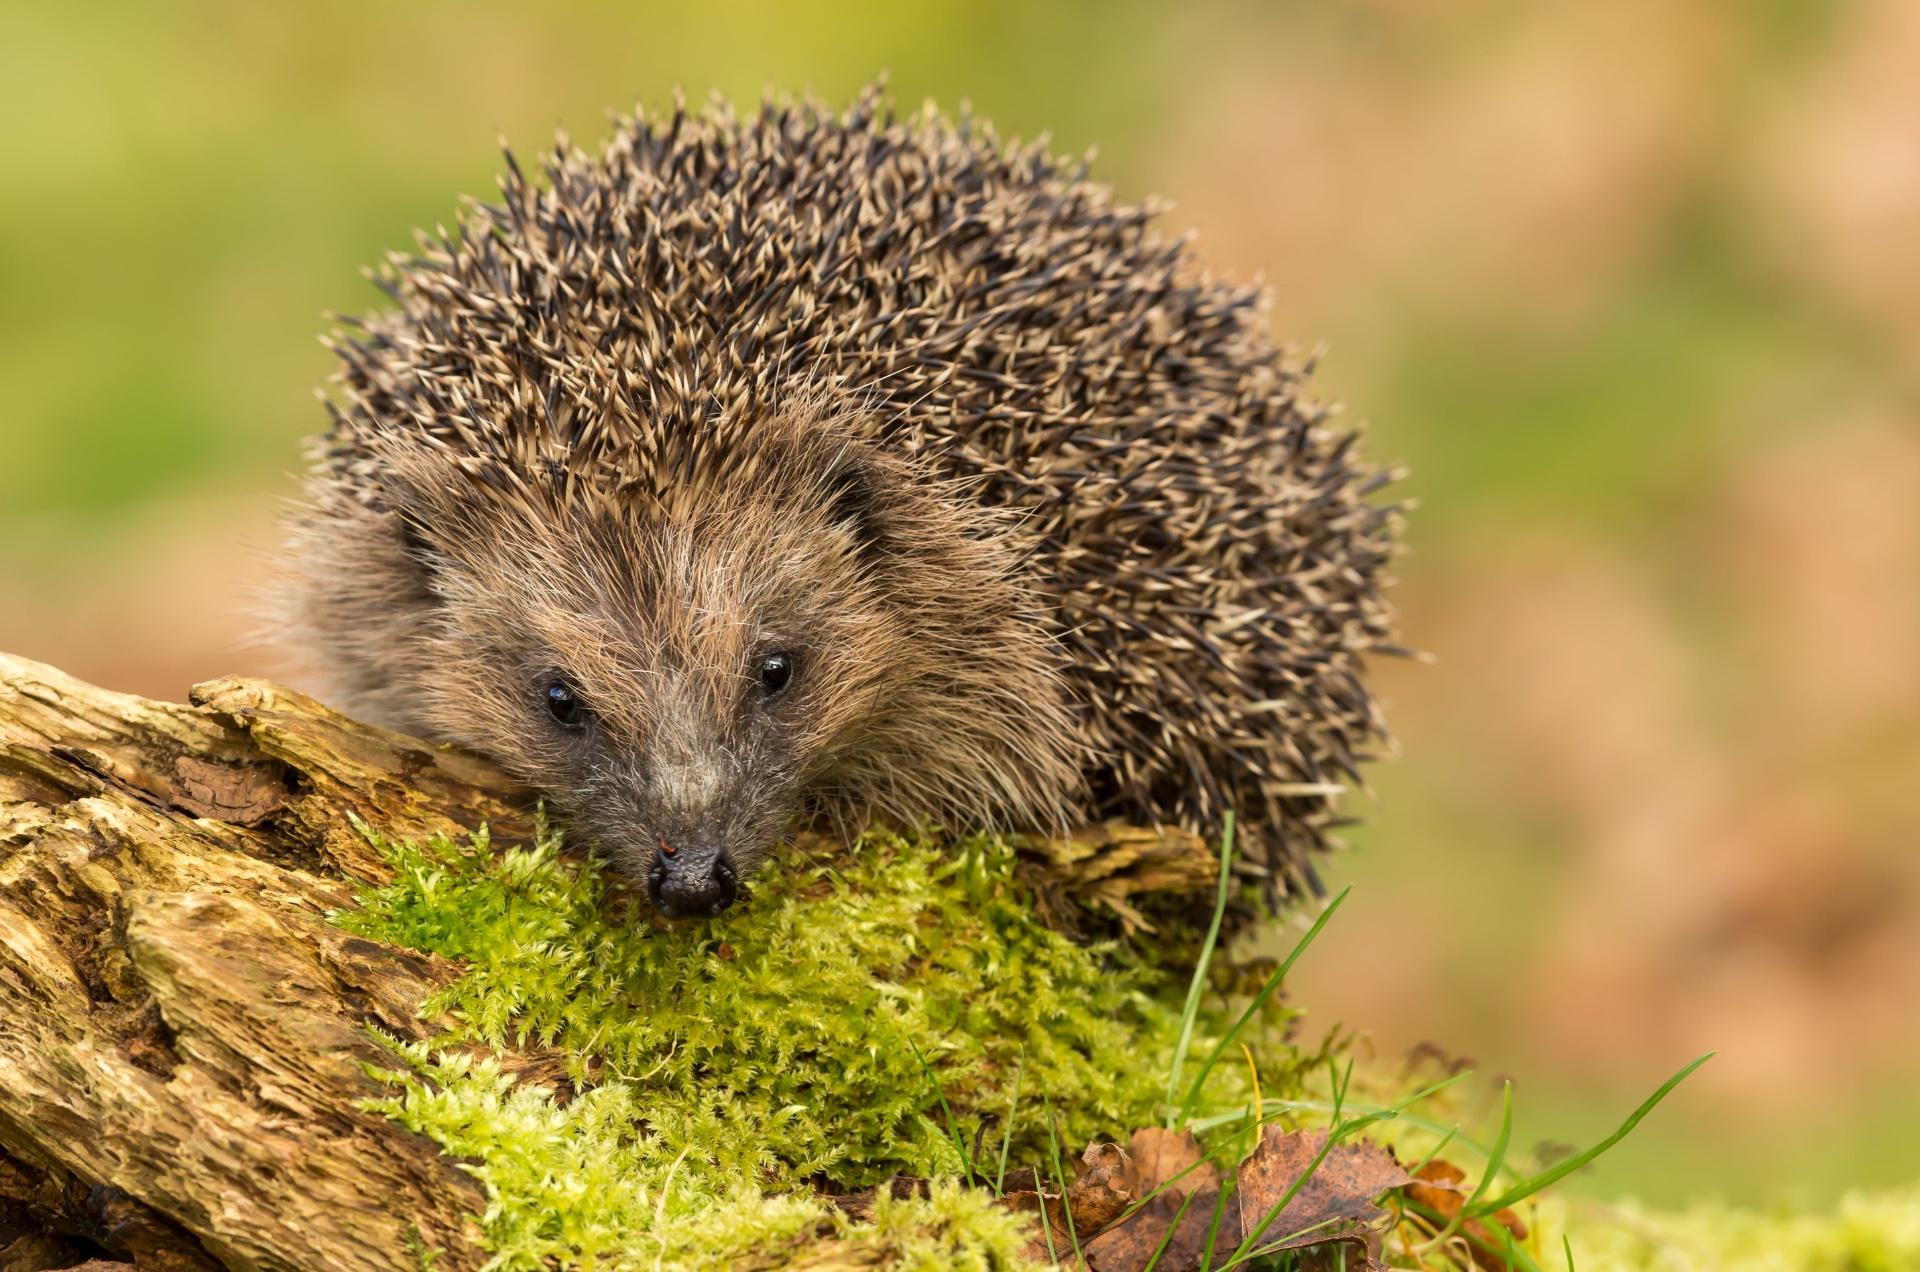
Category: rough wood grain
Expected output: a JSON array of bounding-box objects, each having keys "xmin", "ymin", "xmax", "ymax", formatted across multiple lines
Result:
[
  {"xmin": 0, "ymin": 652, "xmax": 527, "ymax": 1272},
  {"xmin": 1015, "ymin": 822, "xmax": 1218, "ymax": 934}
]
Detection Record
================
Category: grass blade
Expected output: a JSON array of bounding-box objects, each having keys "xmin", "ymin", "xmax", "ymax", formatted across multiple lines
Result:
[
  {"xmin": 1166, "ymin": 811, "xmax": 1237, "ymax": 1126},
  {"xmin": 1199, "ymin": 1176, "xmax": 1233, "ymax": 1271},
  {"xmin": 1108, "ymin": 1137, "xmax": 1235, "ymax": 1230},
  {"xmin": 1034, "ymin": 1157, "xmax": 1061, "ymax": 1267},
  {"xmin": 1415, "ymin": 1081, "xmax": 1511, "ymax": 1258},
  {"xmin": 1214, "ymin": 1071, "xmax": 1454, "ymax": 1272},
  {"xmin": 1464, "ymin": 1081, "xmax": 1513, "ymax": 1214},
  {"xmin": 1175, "ymin": 886, "xmax": 1350, "ymax": 1126},
  {"xmin": 1189, "ymin": 1097, "xmax": 1467, "ymax": 1144},
  {"xmin": 1216, "ymin": 1131, "xmax": 1341, "ymax": 1270},
  {"xmin": 1188, "ymin": 1068, "xmax": 1471, "ymax": 1138},
  {"xmin": 1140, "ymin": 1186, "xmax": 1199, "ymax": 1272},
  {"xmin": 1041, "ymin": 1076, "xmax": 1086, "ymax": 1269},
  {"xmin": 909, "ymin": 1039, "xmax": 977, "ymax": 1184},
  {"xmin": 1407, "ymin": 1125, "xmax": 1458, "ymax": 1179},
  {"xmin": 996, "ymin": 1045, "xmax": 1026, "ymax": 1195},
  {"xmin": 1470, "ymin": 1053, "xmax": 1713, "ymax": 1216}
]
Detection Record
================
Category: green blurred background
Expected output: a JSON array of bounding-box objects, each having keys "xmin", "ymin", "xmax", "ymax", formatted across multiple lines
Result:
[{"xmin": 5, "ymin": 0, "xmax": 1918, "ymax": 1209}]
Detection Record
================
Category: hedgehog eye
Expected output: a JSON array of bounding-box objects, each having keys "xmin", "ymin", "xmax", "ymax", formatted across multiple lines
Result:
[
  {"xmin": 756, "ymin": 653, "xmax": 794, "ymax": 696},
  {"xmin": 545, "ymin": 681, "xmax": 586, "ymax": 729}
]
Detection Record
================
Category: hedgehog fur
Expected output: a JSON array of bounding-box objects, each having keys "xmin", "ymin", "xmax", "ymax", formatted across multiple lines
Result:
[{"xmin": 275, "ymin": 85, "xmax": 1404, "ymax": 914}]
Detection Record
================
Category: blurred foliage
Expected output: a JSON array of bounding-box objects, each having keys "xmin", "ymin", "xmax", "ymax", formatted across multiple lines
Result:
[
  {"xmin": 0, "ymin": 2, "xmax": 1897, "ymax": 529},
  {"xmin": 0, "ymin": 0, "xmax": 1176, "ymax": 521}
]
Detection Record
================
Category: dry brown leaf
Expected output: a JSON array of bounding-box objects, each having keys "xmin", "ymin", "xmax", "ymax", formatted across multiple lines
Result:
[
  {"xmin": 1071, "ymin": 1142, "xmax": 1135, "ymax": 1235},
  {"xmin": 1235, "ymin": 1128, "xmax": 1409, "ymax": 1263},
  {"xmin": 1005, "ymin": 1188, "xmax": 1084, "ymax": 1269},
  {"xmin": 1116, "ymin": 1127, "xmax": 1215, "ymax": 1197},
  {"xmin": 1400, "ymin": 1160, "xmax": 1530, "ymax": 1272},
  {"xmin": 1002, "ymin": 1142, "xmax": 1140, "ymax": 1267},
  {"xmin": 1083, "ymin": 1128, "xmax": 1240, "ymax": 1272}
]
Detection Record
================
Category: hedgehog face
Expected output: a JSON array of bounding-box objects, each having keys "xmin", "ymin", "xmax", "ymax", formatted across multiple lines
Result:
[
  {"xmin": 510, "ymin": 559, "xmax": 850, "ymax": 916},
  {"xmin": 424, "ymin": 449, "xmax": 919, "ymax": 917},
  {"xmin": 289, "ymin": 409, "xmax": 1080, "ymax": 919}
]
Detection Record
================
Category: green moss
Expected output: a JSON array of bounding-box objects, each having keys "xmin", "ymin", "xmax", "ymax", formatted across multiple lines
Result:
[
  {"xmin": 338, "ymin": 821, "xmax": 1236, "ymax": 1268},
  {"xmin": 336, "ymin": 816, "xmax": 1916, "ymax": 1272},
  {"xmin": 365, "ymin": 1045, "xmax": 1036, "ymax": 1270}
]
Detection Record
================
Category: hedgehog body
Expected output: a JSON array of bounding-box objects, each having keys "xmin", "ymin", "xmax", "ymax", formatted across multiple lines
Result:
[{"xmin": 275, "ymin": 89, "xmax": 1401, "ymax": 916}]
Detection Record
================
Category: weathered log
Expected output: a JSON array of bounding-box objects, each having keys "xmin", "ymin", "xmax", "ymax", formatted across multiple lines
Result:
[
  {"xmin": 0, "ymin": 652, "xmax": 533, "ymax": 1272},
  {"xmin": 0, "ymin": 652, "xmax": 1213, "ymax": 1271}
]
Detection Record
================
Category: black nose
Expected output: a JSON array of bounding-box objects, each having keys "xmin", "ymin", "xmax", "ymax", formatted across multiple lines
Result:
[{"xmin": 647, "ymin": 839, "xmax": 739, "ymax": 919}]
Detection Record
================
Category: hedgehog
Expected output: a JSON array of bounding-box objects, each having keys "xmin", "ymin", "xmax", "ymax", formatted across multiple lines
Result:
[{"xmin": 272, "ymin": 86, "xmax": 1403, "ymax": 921}]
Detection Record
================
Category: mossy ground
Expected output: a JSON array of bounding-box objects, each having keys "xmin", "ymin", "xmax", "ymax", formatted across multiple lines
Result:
[
  {"xmin": 338, "ymin": 823, "xmax": 1920, "ymax": 1272},
  {"xmin": 339, "ymin": 823, "xmax": 1287, "ymax": 1268},
  {"xmin": 342, "ymin": 824, "xmax": 1189, "ymax": 1184}
]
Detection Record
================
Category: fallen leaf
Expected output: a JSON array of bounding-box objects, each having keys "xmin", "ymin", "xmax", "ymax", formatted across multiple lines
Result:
[
  {"xmin": 1118, "ymin": 1127, "xmax": 1214, "ymax": 1197},
  {"xmin": 1399, "ymin": 1160, "xmax": 1530, "ymax": 1272},
  {"xmin": 1000, "ymin": 1167, "xmax": 1041, "ymax": 1193},
  {"xmin": 1005, "ymin": 1188, "xmax": 1084, "ymax": 1268},
  {"xmin": 1070, "ymin": 1142, "xmax": 1134, "ymax": 1234},
  {"xmin": 1084, "ymin": 1128, "xmax": 1240, "ymax": 1272},
  {"xmin": 1235, "ymin": 1128, "xmax": 1409, "ymax": 1262},
  {"xmin": 1004, "ymin": 1142, "xmax": 1137, "ymax": 1266}
]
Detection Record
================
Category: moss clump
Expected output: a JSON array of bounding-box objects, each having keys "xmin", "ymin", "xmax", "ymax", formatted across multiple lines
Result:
[
  {"xmin": 367, "ymin": 1046, "xmax": 1036, "ymax": 1270},
  {"xmin": 339, "ymin": 822, "xmax": 1205, "ymax": 1268},
  {"xmin": 343, "ymin": 816, "xmax": 1911, "ymax": 1272}
]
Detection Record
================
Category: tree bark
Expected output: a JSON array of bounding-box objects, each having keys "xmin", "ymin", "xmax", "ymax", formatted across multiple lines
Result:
[
  {"xmin": 0, "ymin": 652, "xmax": 1214, "ymax": 1272},
  {"xmin": 0, "ymin": 652, "xmax": 535, "ymax": 1272}
]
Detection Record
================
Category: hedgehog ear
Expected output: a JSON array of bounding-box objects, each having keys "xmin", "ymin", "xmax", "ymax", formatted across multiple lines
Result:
[
  {"xmin": 392, "ymin": 508, "xmax": 448, "ymax": 588},
  {"xmin": 822, "ymin": 458, "xmax": 887, "ymax": 561}
]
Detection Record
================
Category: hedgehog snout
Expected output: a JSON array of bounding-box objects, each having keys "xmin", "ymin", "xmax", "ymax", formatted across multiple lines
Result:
[{"xmin": 646, "ymin": 831, "xmax": 739, "ymax": 919}]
